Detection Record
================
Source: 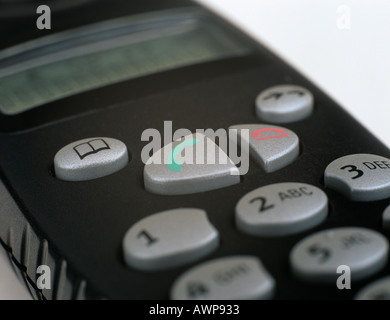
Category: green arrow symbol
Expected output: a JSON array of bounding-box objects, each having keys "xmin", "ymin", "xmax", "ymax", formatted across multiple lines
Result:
[{"xmin": 168, "ymin": 138, "xmax": 200, "ymax": 172}]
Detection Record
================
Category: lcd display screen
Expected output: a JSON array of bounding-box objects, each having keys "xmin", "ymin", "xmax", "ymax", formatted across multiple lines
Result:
[{"xmin": 0, "ymin": 11, "xmax": 249, "ymax": 115}]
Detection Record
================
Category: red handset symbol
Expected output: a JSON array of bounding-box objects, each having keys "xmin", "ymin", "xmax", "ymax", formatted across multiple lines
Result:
[{"xmin": 251, "ymin": 128, "xmax": 290, "ymax": 141}]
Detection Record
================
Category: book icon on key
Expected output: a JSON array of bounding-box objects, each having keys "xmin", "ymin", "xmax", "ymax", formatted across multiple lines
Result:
[{"xmin": 73, "ymin": 138, "xmax": 111, "ymax": 160}]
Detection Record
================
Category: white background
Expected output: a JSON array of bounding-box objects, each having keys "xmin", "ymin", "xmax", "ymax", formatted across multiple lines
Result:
[
  {"xmin": 1, "ymin": 0, "xmax": 390, "ymax": 299},
  {"xmin": 197, "ymin": 0, "xmax": 390, "ymax": 149}
]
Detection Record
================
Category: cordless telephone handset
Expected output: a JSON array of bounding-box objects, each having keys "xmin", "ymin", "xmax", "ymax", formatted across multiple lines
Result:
[{"xmin": 0, "ymin": 0, "xmax": 390, "ymax": 300}]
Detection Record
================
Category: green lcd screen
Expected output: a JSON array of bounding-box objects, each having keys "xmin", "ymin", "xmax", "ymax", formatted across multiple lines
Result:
[{"xmin": 0, "ymin": 10, "xmax": 249, "ymax": 115}]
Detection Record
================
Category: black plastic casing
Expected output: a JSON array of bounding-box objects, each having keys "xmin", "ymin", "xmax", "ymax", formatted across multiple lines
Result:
[{"xmin": 0, "ymin": 0, "xmax": 389, "ymax": 299}]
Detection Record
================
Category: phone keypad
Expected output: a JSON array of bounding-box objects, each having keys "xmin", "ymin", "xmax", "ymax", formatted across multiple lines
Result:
[
  {"xmin": 255, "ymin": 84, "xmax": 314, "ymax": 123},
  {"xmin": 170, "ymin": 256, "xmax": 275, "ymax": 300},
  {"xmin": 122, "ymin": 208, "xmax": 219, "ymax": 271},
  {"xmin": 137, "ymin": 86, "xmax": 390, "ymax": 299},
  {"xmin": 35, "ymin": 82, "xmax": 390, "ymax": 299},
  {"xmin": 290, "ymin": 227, "xmax": 389, "ymax": 283},
  {"xmin": 235, "ymin": 182, "xmax": 328, "ymax": 237},
  {"xmin": 229, "ymin": 124, "xmax": 299, "ymax": 173},
  {"xmin": 324, "ymin": 154, "xmax": 390, "ymax": 201}
]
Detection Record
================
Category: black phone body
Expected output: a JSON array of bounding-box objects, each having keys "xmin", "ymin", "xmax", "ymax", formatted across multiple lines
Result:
[{"xmin": 0, "ymin": 0, "xmax": 389, "ymax": 300}]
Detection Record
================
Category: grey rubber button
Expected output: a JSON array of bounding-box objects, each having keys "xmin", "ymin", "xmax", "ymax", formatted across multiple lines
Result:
[
  {"xmin": 123, "ymin": 208, "xmax": 219, "ymax": 271},
  {"xmin": 170, "ymin": 256, "xmax": 275, "ymax": 300},
  {"xmin": 324, "ymin": 154, "xmax": 390, "ymax": 201},
  {"xmin": 355, "ymin": 276, "xmax": 390, "ymax": 300},
  {"xmin": 290, "ymin": 227, "xmax": 389, "ymax": 283},
  {"xmin": 235, "ymin": 182, "xmax": 328, "ymax": 237},
  {"xmin": 144, "ymin": 133, "xmax": 239, "ymax": 195},
  {"xmin": 255, "ymin": 84, "xmax": 314, "ymax": 123},
  {"xmin": 383, "ymin": 205, "xmax": 390, "ymax": 230},
  {"xmin": 54, "ymin": 137, "xmax": 128, "ymax": 181},
  {"xmin": 229, "ymin": 124, "xmax": 299, "ymax": 173}
]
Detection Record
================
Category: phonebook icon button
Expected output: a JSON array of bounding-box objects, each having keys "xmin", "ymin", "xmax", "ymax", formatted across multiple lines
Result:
[{"xmin": 54, "ymin": 137, "xmax": 128, "ymax": 181}]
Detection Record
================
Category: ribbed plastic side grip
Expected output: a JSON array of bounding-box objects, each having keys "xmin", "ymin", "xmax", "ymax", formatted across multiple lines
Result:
[{"xmin": 0, "ymin": 180, "xmax": 95, "ymax": 299}]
